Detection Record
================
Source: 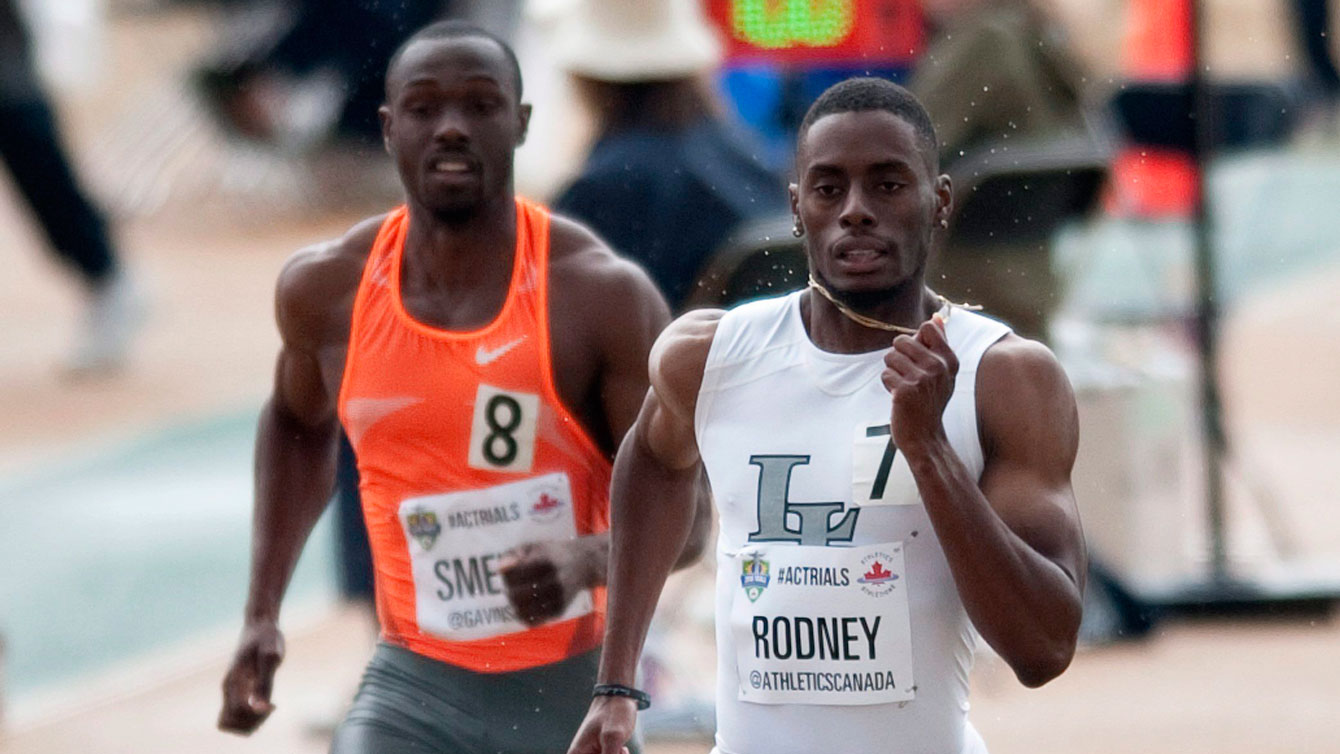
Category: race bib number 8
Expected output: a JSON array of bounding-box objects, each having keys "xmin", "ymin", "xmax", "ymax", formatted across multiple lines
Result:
[
  {"xmin": 730, "ymin": 542, "xmax": 914, "ymax": 706},
  {"xmin": 468, "ymin": 384, "xmax": 540, "ymax": 473}
]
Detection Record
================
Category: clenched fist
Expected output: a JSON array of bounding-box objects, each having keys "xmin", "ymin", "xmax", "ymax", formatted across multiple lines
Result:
[
  {"xmin": 218, "ymin": 619, "xmax": 284, "ymax": 734},
  {"xmin": 567, "ymin": 695, "xmax": 636, "ymax": 754},
  {"xmin": 881, "ymin": 313, "xmax": 958, "ymax": 454},
  {"xmin": 499, "ymin": 539, "xmax": 600, "ymax": 626}
]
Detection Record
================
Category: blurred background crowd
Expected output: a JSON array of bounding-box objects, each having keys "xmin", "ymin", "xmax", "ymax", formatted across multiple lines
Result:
[{"xmin": 1, "ymin": 0, "xmax": 1339, "ymax": 752}]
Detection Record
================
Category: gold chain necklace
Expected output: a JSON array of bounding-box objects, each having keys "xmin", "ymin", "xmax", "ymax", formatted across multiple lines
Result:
[{"xmin": 806, "ymin": 275, "xmax": 981, "ymax": 334}]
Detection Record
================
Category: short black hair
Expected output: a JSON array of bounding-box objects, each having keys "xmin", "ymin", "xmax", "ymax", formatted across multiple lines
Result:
[
  {"xmin": 797, "ymin": 77, "xmax": 938, "ymax": 161},
  {"xmin": 384, "ymin": 20, "xmax": 523, "ymax": 102}
]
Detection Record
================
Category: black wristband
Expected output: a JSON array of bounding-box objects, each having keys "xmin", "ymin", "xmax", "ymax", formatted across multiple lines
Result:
[{"xmin": 592, "ymin": 683, "xmax": 651, "ymax": 710}]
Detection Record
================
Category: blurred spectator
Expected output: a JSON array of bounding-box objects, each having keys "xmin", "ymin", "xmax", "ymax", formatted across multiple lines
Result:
[
  {"xmin": 911, "ymin": 0, "xmax": 1090, "ymax": 339},
  {"xmin": 913, "ymin": 0, "xmax": 1087, "ymax": 169},
  {"xmin": 1, "ymin": 0, "xmax": 144, "ymax": 374},
  {"xmin": 196, "ymin": 0, "xmax": 449, "ymax": 149},
  {"xmin": 550, "ymin": 0, "xmax": 787, "ymax": 311}
]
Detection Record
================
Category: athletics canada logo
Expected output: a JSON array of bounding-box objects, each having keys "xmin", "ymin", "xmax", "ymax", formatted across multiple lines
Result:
[
  {"xmin": 528, "ymin": 491, "xmax": 565, "ymax": 522},
  {"xmin": 406, "ymin": 508, "xmax": 442, "ymax": 550},
  {"xmin": 741, "ymin": 557, "xmax": 771, "ymax": 602},
  {"xmin": 857, "ymin": 551, "xmax": 899, "ymax": 597}
]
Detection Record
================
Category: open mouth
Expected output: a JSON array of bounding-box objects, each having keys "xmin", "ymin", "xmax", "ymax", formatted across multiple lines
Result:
[
  {"xmin": 427, "ymin": 154, "xmax": 479, "ymax": 176},
  {"xmin": 831, "ymin": 236, "xmax": 891, "ymax": 274},
  {"xmin": 838, "ymin": 247, "xmax": 885, "ymax": 263}
]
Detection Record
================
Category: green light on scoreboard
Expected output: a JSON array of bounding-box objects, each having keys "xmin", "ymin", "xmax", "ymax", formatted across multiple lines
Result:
[{"xmin": 733, "ymin": 0, "xmax": 855, "ymax": 49}]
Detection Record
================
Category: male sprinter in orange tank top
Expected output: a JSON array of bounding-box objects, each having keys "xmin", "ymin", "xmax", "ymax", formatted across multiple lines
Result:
[{"xmin": 216, "ymin": 21, "xmax": 709, "ymax": 754}]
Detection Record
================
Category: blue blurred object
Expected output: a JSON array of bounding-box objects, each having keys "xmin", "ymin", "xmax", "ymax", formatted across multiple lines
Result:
[
  {"xmin": 334, "ymin": 431, "xmax": 373, "ymax": 603},
  {"xmin": 1112, "ymin": 82, "xmax": 1300, "ymax": 155},
  {"xmin": 555, "ymin": 117, "xmax": 787, "ymax": 311},
  {"xmin": 717, "ymin": 63, "xmax": 909, "ymax": 172},
  {"xmin": 1292, "ymin": 0, "xmax": 1340, "ymax": 105}
]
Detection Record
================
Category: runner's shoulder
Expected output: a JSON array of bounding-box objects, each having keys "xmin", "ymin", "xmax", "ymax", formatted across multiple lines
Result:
[
  {"xmin": 275, "ymin": 214, "xmax": 385, "ymax": 348},
  {"xmin": 650, "ymin": 309, "xmax": 724, "ymax": 417},
  {"xmin": 548, "ymin": 212, "xmax": 661, "ymax": 306},
  {"xmin": 978, "ymin": 333, "xmax": 1069, "ymax": 395},
  {"xmin": 549, "ymin": 211, "xmax": 659, "ymax": 295},
  {"xmin": 977, "ymin": 333, "xmax": 1078, "ymax": 456}
]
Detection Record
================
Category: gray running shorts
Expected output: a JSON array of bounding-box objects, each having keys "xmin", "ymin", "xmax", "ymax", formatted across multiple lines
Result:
[{"xmin": 330, "ymin": 642, "xmax": 641, "ymax": 754}]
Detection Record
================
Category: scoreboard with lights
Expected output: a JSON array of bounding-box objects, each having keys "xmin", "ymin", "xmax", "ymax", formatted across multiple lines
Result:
[{"xmin": 706, "ymin": 0, "xmax": 923, "ymax": 66}]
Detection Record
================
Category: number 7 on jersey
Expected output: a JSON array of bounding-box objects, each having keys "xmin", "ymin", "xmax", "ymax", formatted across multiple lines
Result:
[{"xmin": 851, "ymin": 423, "xmax": 917, "ymax": 507}]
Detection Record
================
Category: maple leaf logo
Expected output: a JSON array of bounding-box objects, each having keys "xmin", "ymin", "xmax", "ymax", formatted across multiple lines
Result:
[
  {"xmin": 532, "ymin": 493, "xmax": 562, "ymax": 513},
  {"xmin": 859, "ymin": 560, "xmax": 897, "ymax": 584}
]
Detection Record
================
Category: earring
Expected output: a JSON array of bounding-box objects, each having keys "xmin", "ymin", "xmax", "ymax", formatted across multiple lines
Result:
[
  {"xmin": 939, "ymin": 218, "xmax": 949, "ymax": 229},
  {"xmin": 792, "ymin": 218, "xmax": 804, "ymax": 237}
]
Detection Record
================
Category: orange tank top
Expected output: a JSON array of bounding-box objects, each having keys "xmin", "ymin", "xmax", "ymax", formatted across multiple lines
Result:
[{"xmin": 337, "ymin": 199, "xmax": 612, "ymax": 672}]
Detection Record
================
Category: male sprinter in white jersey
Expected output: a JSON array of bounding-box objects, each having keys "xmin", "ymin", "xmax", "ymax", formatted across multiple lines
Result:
[
  {"xmin": 569, "ymin": 78, "xmax": 1087, "ymax": 754},
  {"xmin": 216, "ymin": 21, "xmax": 707, "ymax": 754}
]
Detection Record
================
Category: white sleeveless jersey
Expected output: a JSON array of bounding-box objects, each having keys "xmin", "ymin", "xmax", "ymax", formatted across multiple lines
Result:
[{"xmin": 695, "ymin": 290, "xmax": 1009, "ymax": 754}]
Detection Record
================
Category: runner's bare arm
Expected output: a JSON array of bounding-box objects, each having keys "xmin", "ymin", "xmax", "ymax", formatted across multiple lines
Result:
[
  {"xmin": 568, "ymin": 309, "xmax": 722, "ymax": 754},
  {"xmin": 588, "ymin": 254, "xmax": 712, "ymax": 571},
  {"xmin": 503, "ymin": 233, "xmax": 709, "ymax": 624},
  {"xmin": 219, "ymin": 223, "xmax": 372, "ymax": 734},
  {"xmin": 967, "ymin": 337, "xmax": 1085, "ymax": 685},
  {"xmin": 885, "ymin": 323, "xmax": 1085, "ymax": 688}
]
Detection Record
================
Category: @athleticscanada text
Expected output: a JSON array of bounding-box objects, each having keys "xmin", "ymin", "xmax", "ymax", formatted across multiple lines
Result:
[{"xmin": 747, "ymin": 669, "xmax": 900, "ymax": 694}]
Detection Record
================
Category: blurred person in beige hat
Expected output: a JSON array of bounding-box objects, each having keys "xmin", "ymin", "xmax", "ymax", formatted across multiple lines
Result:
[
  {"xmin": 549, "ymin": 0, "xmax": 787, "ymax": 311},
  {"xmin": 549, "ymin": 0, "xmax": 721, "ymax": 82}
]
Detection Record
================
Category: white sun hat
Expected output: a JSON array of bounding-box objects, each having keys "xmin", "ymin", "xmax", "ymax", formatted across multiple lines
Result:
[{"xmin": 539, "ymin": 0, "xmax": 723, "ymax": 82}]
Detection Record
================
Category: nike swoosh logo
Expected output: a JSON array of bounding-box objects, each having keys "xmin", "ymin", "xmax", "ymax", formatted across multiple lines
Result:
[{"xmin": 476, "ymin": 336, "xmax": 526, "ymax": 365}]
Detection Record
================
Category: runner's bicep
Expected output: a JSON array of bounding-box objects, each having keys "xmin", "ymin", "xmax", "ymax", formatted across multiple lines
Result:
[
  {"xmin": 596, "ymin": 265, "xmax": 671, "ymax": 446},
  {"xmin": 977, "ymin": 338, "xmax": 1085, "ymax": 586},
  {"xmin": 271, "ymin": 345, "xmax": 336, "ymax": 429},
  {"xmin": 979, "ymin": 460, "xmax": 1086, "ymax": 589},
  {"xmin": 647, "ymin": 309, "xmax": 722, "ymax": 421},
  {"xmin": 639, "ymin": 386, "xmax": 700, "ymax": 471},
  {"xmin": 269, "ymin": 243, "xmax": 346, "ymax": 430},
  {"xmin": 639, "ymin": 311, "xmax": 722, "ymax": 470}
]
